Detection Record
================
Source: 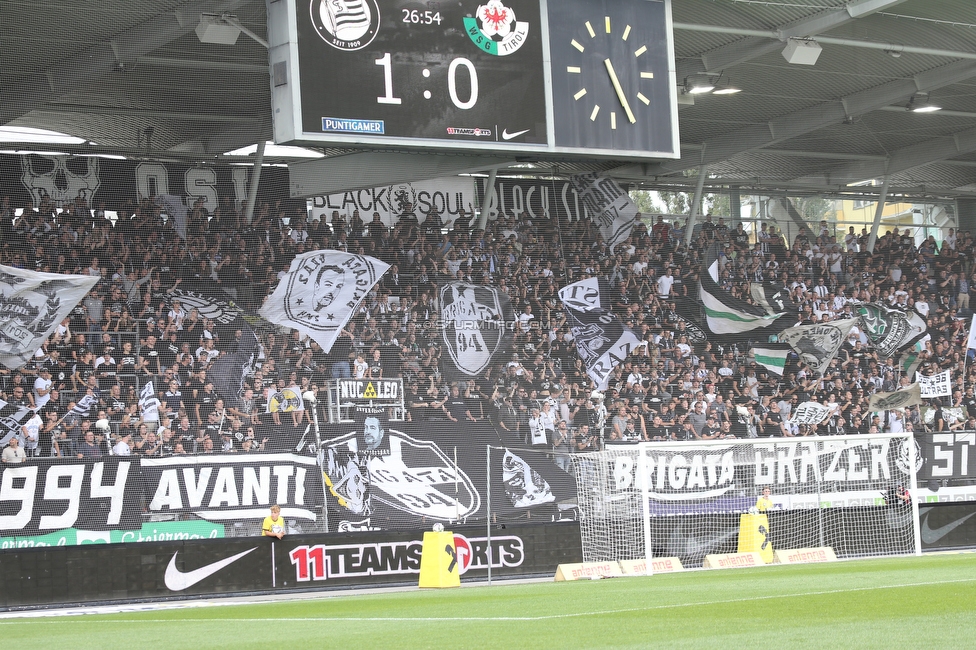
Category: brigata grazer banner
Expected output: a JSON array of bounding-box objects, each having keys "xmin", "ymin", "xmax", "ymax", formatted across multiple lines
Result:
[{"xmin": 600, "ymin": 436, "xmax": 917, "ymax": 516}]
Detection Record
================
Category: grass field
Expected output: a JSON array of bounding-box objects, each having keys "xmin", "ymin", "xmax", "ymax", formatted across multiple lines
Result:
[{"xmin": 3, "ymin": 554, "xmax": 975, "ymax": 649}]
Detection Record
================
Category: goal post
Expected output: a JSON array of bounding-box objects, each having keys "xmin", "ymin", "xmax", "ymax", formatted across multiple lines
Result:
[{"xmin": 571, "ymin": 433, "xmax": 921, "ymax": 569}]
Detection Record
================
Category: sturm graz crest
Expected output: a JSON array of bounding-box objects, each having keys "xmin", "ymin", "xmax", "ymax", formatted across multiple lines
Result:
[
  {"xmin": 309, "ymin": 0, "xmax": 380, "ymax": 51},
  {"xmin": 440, "ymin": 283, "xmax": 513, "ymax": 376}
]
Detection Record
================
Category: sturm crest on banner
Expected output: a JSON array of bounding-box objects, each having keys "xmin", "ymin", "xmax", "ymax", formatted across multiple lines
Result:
[
  {"xmin": 0, "ymin": 265, "xmax": 100, "ymax": 370},
  {"xmin": 322, "ymin": 421, "xmax": 481, "ymax": 529},
  {"xmin": 857, "ymin": 303, "xmax": 928, "ymax": 358},
  {"xmin": 868, "ymin": 383, "xmax": 923, "ymax": 412},
  {"xmin": 439, "ymin": 282, "xmax": 515, "ymax": 378}
]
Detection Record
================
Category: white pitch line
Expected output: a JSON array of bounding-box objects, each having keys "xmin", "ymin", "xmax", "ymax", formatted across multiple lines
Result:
[{"xmin": 2, "ymin": 577, "xmax": 974, "ymax": 624}]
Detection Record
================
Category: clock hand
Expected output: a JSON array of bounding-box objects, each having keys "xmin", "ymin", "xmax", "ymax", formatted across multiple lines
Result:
[{"xmin": 603, "ymin": 59, "xmax": 637, "ymax": 124}]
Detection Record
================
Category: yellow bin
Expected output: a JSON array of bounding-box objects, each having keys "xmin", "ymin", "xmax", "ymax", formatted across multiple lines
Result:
[
  {"xmin": 737, "ymin": 513, "xmax": 774, "ymax": 564},
  {"xmin": 418, "ymin": 530, "xmax": 461, "ymax": 588}
]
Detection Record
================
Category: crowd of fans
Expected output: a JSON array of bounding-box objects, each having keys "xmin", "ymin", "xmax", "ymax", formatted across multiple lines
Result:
[{"xmin": 1, "ymin": 189, "xmax": 974, "ymax": 465}]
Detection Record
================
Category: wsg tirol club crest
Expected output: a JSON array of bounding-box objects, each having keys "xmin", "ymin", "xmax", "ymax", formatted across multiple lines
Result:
[
  {"xmin": 310, "ymin": 0, "xmax": 380, "ymax": 51},
  {"xmin": 463, "ymin": 1, "xmax": 529, "ymax": 56}
]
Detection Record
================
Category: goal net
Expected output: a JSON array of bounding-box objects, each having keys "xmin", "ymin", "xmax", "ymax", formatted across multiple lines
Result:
[{"xmin": 571, "ymin": 433, "xmax": 921, "ymax": 569}]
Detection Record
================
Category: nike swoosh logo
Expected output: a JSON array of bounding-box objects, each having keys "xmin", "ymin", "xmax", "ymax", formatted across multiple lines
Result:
[
  {"xmin": 502, "ymin": 128, "xmax": 530, "ymax": 140},
  {"xmin": 164, "ymin": 547, "xmax": 258, "ymax": 591},
  {"xmin": 921, "ymin": 512, "xmax": 976, "ymax": 544}
]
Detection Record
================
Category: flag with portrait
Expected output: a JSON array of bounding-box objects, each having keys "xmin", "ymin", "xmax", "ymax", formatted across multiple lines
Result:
[{"xmin": 260, "ymin": 251, "xmax": 389, "ymax": 353}]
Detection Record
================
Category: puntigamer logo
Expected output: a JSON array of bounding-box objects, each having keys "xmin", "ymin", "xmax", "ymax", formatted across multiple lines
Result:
[{"xmin": 310, "ymin": 0, "xmax": 380, "ymax": 51}]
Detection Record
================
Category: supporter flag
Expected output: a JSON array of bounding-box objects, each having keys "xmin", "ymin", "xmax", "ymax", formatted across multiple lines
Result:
[
  {"xmin": 260, "ymin": 251, "xmax": 389, "ymax": 353},
  {"xmin": 699, "ymin": 260, "xmax": 783, "ymax": 335},
  {"xmin": 168, "ymin": 282, "xmax": 260, "ymax": 408},
  {"xmin": 559, "ymin": 278, "xmax": 643, "ymax": 391},
  {"xmin": 968, "ymin": 314, "xmax": 976, "ymax": 350},
  {"xmin": 790, "ymin": 401, "xmax": 833, "ymax": 425},
  {"xmin": 69, "ymin": 393, "xmax": 99, "ymax": 418},
  {"xmin": 898, "ymin": 334, "xmax": 929, "ymax": 377},
  {"xmin": 868, "ymin": 383, "xmax": 923, "ymax": 412},
  {"xmin": 139, "ymin": 381, "xmax": 161, "ymax": 422},
  {"xmin": 856, "ymin": 303, "xmax": 927, "ymax": 358},
  {"xmin": 916, "ymin": 370, "xmax": 952, "ymax": 398},
  {"xmin": 777, "ymin": 318, "xmax": 858, "ymax": 376},
  {"xmin": 439, "ymin": 282, "xmax": 515, "ymax": 379},
  {"xmin": 750, "ymin": 281, "xmax": 798, "ymax": 321},
  {"xmin": 570, "ymin": 173, "xmax": 638, "ymax": 252},
  {"xmin": 154, "ymin": 194, "xmax": 188, "ymax": 240},
  {"xmin": 267, "ymin": 385, "xmax": 305, "ymax": 413},
  {"xmin": 490, "ymin": 446, "xmax": 578, "ymax": 517},
  {"xmin": 0, "ymin": 265, "xmax": 100, "ymax": 370},
  {"xmin": 751, "ymin": 343, "xmax": 791, "ymax": 376},
  {"xmin": 0, "ymin": 397, "xmax": 34, "ymax": 447}
]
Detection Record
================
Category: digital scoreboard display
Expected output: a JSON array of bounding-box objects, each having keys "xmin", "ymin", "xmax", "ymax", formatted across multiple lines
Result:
[{"xmin": 269, "ymin": 0, "xmax": 679, "ymax": 159}]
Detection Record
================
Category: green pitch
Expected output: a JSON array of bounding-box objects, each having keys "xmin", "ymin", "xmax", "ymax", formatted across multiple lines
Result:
[{"xmin": 3, "ymin": 554, "xmax": 975, "ymax": 649}]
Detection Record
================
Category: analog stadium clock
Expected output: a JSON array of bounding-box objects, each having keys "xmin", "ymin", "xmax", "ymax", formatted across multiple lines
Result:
[
  {"xmin": 269, "ymin": 0, "xmax": 679, "ymax": 159},
  {"xmin": 546, "ymin": 0, "xmax": 678, "ymax": 155}
]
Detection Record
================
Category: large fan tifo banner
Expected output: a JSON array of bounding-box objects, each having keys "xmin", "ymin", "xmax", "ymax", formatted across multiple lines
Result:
[{"xmin": 319, "ymin": 418, "xmax": 577, "ymax": 532}]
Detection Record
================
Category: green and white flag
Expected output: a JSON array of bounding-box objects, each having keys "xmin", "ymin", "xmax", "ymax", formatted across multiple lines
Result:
[
  {"xmin": 751, "ymin": 344, "xmax": 791, "ymax": 376},
  {"xmin": 700, "ymin": 261, "xmax": 783, "ymax": 334}
]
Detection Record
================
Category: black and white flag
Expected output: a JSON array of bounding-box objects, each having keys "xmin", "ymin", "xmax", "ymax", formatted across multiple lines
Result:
[
  {"xmin": 559, "ymin": 278, "xmax": 643, "ymax": 391},
  {"xmin": 916, "ymin": 370, "xmax": 952, "ymax": 398},
  {"xmin": 570, "ymin": 173, "xmax": 638, "ymax": 252},
  {"xmin": 778, "ymin": 318, "xmax": 858, "ymax": 376},
  {"xmin": 0, "ymin": 397, "xmax": 35, "ymax": 446},
  {"xmin": 750, "ymin": 281, "xmax": 798, "ymax": 320},
  {"xmin": 0, "ymin": 265, "xmax": 100, "ymax": 370},
  {"xmin": 69, "ymin": 393, "xmax": 99, "ymax": 418},
  {"xmin": 857, "ymin": 303, "xmax": 928, "ymax": 358},
  {"xmin": 439, "ymin": 282, "xmax": 515, "ymax": 379},
  {"xmin": 790, "ymin": 401, "xmax": 833, "ymax": 425},
  {"xmin": 169, "ymin": 282, "xmax": 259, "ymax": 407},
  {"xmin": 139, "ymin": 381, "xmax": 161, "ymax": 422},
  {"xmin": 260, "ymin": 251, "xmax": 389, "ymax": 353}
]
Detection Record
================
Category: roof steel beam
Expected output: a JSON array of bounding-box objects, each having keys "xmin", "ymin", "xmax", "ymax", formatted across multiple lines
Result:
[
  {"xmin": 0, "ymin": 0, "xmax": 259, "ymax": 126},
  {"xmin": 624, "ymin": 58, "xmax": 976, "ymax": 179},
  {"xmin": 791, "ymin": 125, "xmax": 976, "ymax": 186},
  {"xmin": 678, "ymin": 0, "xmax": 908, "ymax": 78}
]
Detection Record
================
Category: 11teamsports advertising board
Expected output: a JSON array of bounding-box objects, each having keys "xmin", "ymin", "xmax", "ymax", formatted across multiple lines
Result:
[{"xmin": 269, "ymin": 0, "xmax": 679, "ymax": 159}]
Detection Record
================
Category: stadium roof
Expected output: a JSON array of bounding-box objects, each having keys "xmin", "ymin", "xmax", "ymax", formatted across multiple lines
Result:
[{"xmin": 4, "ymin": 0, "xmax": 976, "ymax": 200}]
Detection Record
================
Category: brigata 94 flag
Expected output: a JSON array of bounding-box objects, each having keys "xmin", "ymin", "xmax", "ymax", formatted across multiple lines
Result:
[
  {"xmin": 260, "ymin": 251, "xmax": 389, "ymax": 353},
  {"xmin": 439, "ymin": 282, "xmax": 515, "ymax": 379},
  {"xmin": 559, "ymin": 278, "xmax": 643, "ymax": 390},
  {"xmin": 0, "ymin": 265, "xmax": 100, "ymax": 369}
]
